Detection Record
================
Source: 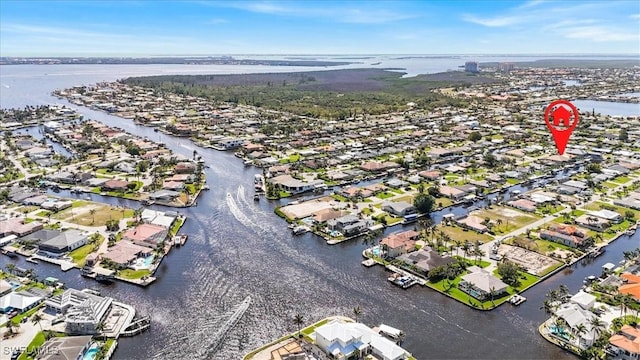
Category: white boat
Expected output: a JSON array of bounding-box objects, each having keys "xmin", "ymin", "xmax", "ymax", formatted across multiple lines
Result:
[
  {"xmin": 292, "ymin": 225, "xmax": 310, "ymax": 235},
  {"xmin": 508, "ymin": 294, "xmax": 526, "ymax": 305}
]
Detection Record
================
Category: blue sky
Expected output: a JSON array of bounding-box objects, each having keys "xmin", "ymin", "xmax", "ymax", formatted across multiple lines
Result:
[{"xmin": 1, "ymin": 0, "xmax": 639, "ymax": 56}]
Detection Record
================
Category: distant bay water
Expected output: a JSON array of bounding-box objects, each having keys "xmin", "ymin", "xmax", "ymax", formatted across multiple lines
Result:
[{"xmin": 1, "ymin": 55, "xmax": 639, "ymax": 360}]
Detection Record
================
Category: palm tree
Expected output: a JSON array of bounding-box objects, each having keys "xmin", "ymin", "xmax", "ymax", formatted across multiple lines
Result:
[
  {"xmin": 293, "ymin": 314, "xmax": 304, "ymax": 338},
  {"xmin": 496, "ymin": 218, "xmax": 503, "ymax": 231},
  {"xmin": 353, "ymin": 306, "xmax": 362, "ymax": 323},
  {"xmin": 489, "ymin": 286, "xmax": 496, "ymax": 307},
  {"xmin": 540, "ymin": 300, "xmax": 553, "ymax": 315},
  {"xmin": 89, "ymin": 209, "xmax": 96, "ymax": 225},
  {"xmin": 574, "ymin": 323, "xmax": 587, "ymax": 340},
  {"xmin": 589, "ymin": 317, "xmax": 605, "ymax": 339},
  {"xmin": 31, "ymin": 312, "xmax": 44, "ymax": 332},
  {"xmin": 5, "ymin": 263, "xmax": 16, "ymax": 274}
]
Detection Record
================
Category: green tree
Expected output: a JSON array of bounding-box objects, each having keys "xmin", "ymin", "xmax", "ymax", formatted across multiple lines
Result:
[
  {"xmin": 413, "ymin": 193, "xmax": 436, "ymax": 214},
  {"xmin": 31, "ymin": 312, "xmax": 44, "ymax": 332},
  {"xmin": 293, "ymin": 314, "xmax": 304, "ymax": 338},
  {"xmin": 497, "ymin": 260, "xmax": 521, "ymax": 287},
  {"xmin": 468, "ymin": 131, "xmax": 482, "ymax": 142},
  {"xmin": 353, "ymin": 306, "xmax": 362, "ymax": 323}
]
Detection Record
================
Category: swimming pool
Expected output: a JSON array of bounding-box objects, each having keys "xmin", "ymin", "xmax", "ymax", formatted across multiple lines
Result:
[
  {"xmin": 143, "ymin": 255, "xmax": 154, "ymax": 267},
  {"xmin": 82, "ymin": 344, "xmax": 100, "ymax": 360},
  {"xmin": 549, "ymin": 325, "xmax": 571, "ymax": 341},
  {"xmin": 372, "ymin": 246, "xmax": 382, "ymax": 257}
]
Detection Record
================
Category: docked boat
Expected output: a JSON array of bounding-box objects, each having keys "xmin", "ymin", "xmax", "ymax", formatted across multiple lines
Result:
[
  {"xmin": 387, "ymin": 273, "xmax": 417, "ymax": 289},
  {"xmin": 625, "ymin": 228, "xmax": 636, "ymax": 236},
  {"xmin": 26, "ymin": 257, "xmax": 39, "ymax": 264},
  {"xmin": 1, "ymin": 249, "xmax": 18, "ymax": 258},
  {"xmin": 253, "ymin": 193, "xmax": 260, "ymax": 201},
  {"xmin": 508, "ymin": 294, "xmax": 526, "ymax": 305},
  {"xmin": 172, "ymin": 234, "xmax": 188, "ymax": 247},
  {"xmin": 96, "ymin": 273, "xmax": 115, "ymax": 284},
  {"xmin": 292, "ymin": 225, "xmax": 310, "ymax": 235}
]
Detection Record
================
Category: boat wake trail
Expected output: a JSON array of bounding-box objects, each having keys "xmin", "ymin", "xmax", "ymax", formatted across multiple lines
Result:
[
  {"xmin": 195, "ymin": 296, "xmax": 252, "ymax": 359},
  {"xmin": 226, "ymin": 192, "xmax": 256, "ymax": 228}
]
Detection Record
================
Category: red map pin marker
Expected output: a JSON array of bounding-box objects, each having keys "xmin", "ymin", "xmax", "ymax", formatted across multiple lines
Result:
[{"xmin": 544, "ymin": 99, "xmax": 579, "ymax": 155}]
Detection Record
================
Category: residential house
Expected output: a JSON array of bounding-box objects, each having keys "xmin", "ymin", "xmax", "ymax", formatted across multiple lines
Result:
[
  {"xmin": 269, "ymin": 175, "xmax": 323, "ymax": 195},
  {"xmin": 459, "ymin": 268, "xmax": 508, "ymax": 301},
  {"xmin": 45, "ymin": 288, "xmax": 113, "ymax": 335},
  {"xmin": 396, "ymin": 248, "xmax": 455, "ymax": 275},
  {"xmin": 540, "ymin": 230, "xmax": 585, "ymax": 248},
  {"xmin": 554, "ymin": 302, "xmax": 601, "ymax": 349},
  {"xmin": 102, "ymin": 240, "xmax": 152, "ymax": 269},
  {"xmin": 619, "ymin": 273, "xmax": 640, "ymax": 302},
  {"xmin": 175, "ymin": 162, "xmax": 197, "ymax": 174},
  {"xmin": 455, "ymin": 215, "xmax": 488, "ymax": 233},
  {"xmin": 608, "ymin": 325, "xmax": 640, "ymax": 360},
  {"xmin": 439, "ymin": 185, "xmax": 466, "ymax": 200},
  {"xmin": 380, "ymin": 230, "xmax": 419, "ymax": 258},
  {"xmin": 382, "ymin": 201, "xmax": 416, "ymax": 217},
  {"xmin": 590, "ymin": 209, "xmax": 623, "ymax": 224},
  {"xmin": 0, "ymin": 289, "xmax": 46, "ymax": 314},
  {"xmin": 0, "ymin": 218, "xmax": 43, "ymax": 237},
  {"xmin": 327, "ymin": 215, "xmax": 369, "ymax": 237},
  {"xmin": 418, "ymin": 170, "xmax": 441, "ymax": 180},
  {"xmin": 101, "ymin": 179, "xmax": 130, "ymax": 192},
  {"xmin": 576, "ymin": 214, "xmax": 611, "ymax": 232},
  {"xmin": 508, "ymin": 199, "xmax": 537, "ymax": 213},
  {"xmin": 314, "ymin": 319, "xmax": 409, "ymax": 360},
  {"xmin": 37, "ymin": 336, "xmax": 93, "ymax": 360},
  {"xmin": 149, "ymin": 190, "xmax": 181, "ymax": 201},
  {"xmin": 38, "ymin": 230, "xmax": 88, "ymax": 257},
  {"xmin": 122, "ymin": 223, "xmax": 168, "ymax": 248}
]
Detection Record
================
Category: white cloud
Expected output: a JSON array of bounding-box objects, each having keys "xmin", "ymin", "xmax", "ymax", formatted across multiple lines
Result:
[
  {"xmin": 563, "ymin": 25, "xmax": 639, "ymax": 42},
  {"xmin": 461, "ymin": 14, "xmax": 526, "ymax": 27},
  {"xmin": 203, "ymin": 1, "xmax": 417, "ymax": 24},
  {"xmin": 630, "ymin": 14, "xmax": 640, "ymax": 20},
  {"xmin": 207, "ymin": 18, "xmax": 228, "ymax": 24}
]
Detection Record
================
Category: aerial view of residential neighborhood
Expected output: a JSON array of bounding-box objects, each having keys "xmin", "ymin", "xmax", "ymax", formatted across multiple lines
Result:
[{"xmin": 1, "ymin": 1, "xmax": 639, "ymax": 360}]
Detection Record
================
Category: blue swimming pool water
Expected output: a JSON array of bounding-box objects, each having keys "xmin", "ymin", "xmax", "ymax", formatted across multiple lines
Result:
[
  {"xmin": 372, "ymin": 247, "xmax": 381, "ymax": 257},
  {"xmin": 82, "ymin": 345, "xmax": 100, "ymax": 360},
  {"xmin": 550, "ymin": 325, "xmax": 571, "ymax": 341},
  {"xmin": 143, "ymin": 255, "xmax": 154, "ymax": 267}
]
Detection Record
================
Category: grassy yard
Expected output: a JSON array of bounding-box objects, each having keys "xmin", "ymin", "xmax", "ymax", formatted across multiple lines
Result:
[
  {"xmin": 169, "ymin": 217, "xmax": 185, "ymax": 237},
  {"xmin": 9, "ymin": 304, "xmax": 44, "ymax": 326},
  {"xmin": 69, "ymin": 243, "xmax": 96, "ymax": 266},
  {"xmin": 584, "ymin": 201, "xmax": 640, "ymax": 219},
  {"xmin": 505, "ymin": 178, "xmax": 521, "ymax": 185},
  {"xmin": 17, "ymin": 331, "xmax": 45, "ymax": 360},
  {"xmin": 473, "ymin": 207, "xmax": 541, "ymax": 235},
  {"xmin": 612, "ymin": 175, "xmax": 632, "ymax": 185},
  {"xmin": 426, "ymin": 275, "xmax": 513, "ymax": 310},
  {"xmin": 61, "ymin": 205, "xmax": 134, "ymax": 227},
  {"xmin": 330, "ymin": 194, "xmax": 348, "ymax": 202},
  {"xmin": 435, "ymin": 197, "xmax": 453, "ymax": 208},
  {"xmin": 534, "ymin": 238, "xmax": 576, "ymax": 254},
  {"xmin": 118, "ymin": 268, "xmax": 151, "ymax": 279},
  {"xmin": 375, "ymin": 191, "xmax": 395, "ymax": 200},
  {"xmin": 435, "ymin": 224, "xmax": 494, "ymax": 244}
]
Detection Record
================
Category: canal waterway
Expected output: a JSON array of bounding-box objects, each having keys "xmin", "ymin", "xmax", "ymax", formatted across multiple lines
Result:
[{"xmin": 1, "ymin": 63, "xmax": 640, "ymax": 360}]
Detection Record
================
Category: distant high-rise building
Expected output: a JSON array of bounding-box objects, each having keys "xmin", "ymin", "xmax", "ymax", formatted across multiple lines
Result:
[
  {"xmin": 499, "ymin": 62, "xmax": 515, "ymax": 72},
  {"xmin": 464, "ymin": 61, "xmax": 478, "ymax": 73}
]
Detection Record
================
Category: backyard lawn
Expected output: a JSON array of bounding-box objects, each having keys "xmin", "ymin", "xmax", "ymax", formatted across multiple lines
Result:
[
  {"xmin": 473, "ymin": 207, "xmax": 541, "ymax": 235},
  {"xmin": 118, "ymin": 268, "xmax": 151, "ymax": 279},
  {"xmin": 435, "ymin": 224, "xmax": 494, "ymax": 244},
  {"xmin": 69, "ymin": 244, "xmax": 96, "ymax": 266}
]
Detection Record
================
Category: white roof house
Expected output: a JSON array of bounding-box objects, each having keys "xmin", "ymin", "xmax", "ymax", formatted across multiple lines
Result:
[
  {"xmin": 590, "ymin": 209, "xmax": 623, "ymax": 222},
  {"xmin": 570, "ymin": 290, "xmax": 596, "ymax": 310},
  {"xmin": 314, "ymin": 319, "xmax": 409, "ymax": 360},
  {"xmin": 554, "ymin": 302, "xmax": 605, "ymax": 349},
  {"xmin": 0, "ymin": 291, "xmax": 43, "ymax": 313}
]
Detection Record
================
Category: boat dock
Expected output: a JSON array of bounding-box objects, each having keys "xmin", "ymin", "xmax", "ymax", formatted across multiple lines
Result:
[{"xmin": 388, "ymin": 273, "xmax": 418, "ymax": 289}]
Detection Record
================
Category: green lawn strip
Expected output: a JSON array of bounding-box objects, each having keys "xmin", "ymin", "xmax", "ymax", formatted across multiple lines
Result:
[
  {"xmin": 506, "ymin": 178, "xmax": 521, "ymax": 185},
  {"xmin": 394, "ymin": 195, "xmax": 414, "ymax": 203},
  {"xmin": 278, "ymin": 190, "xmax": 292, "ymax": 198},
  {"xmin": 375, "ymin": 191, "xmax": 395, "ymax": 199},
  {"xmin": 435, "ymin": 197, "xmax": 453, "ymax": 208},
  {"xmin": 9, "ymin": 303, "xmax": 44, "ymax": 326},
  {"xmin": 425, "ymin": 276, "xmax": 511, "ymax": 310},
  {"xmin": 118, "ymin": 268, "xmax": 151, "ymax": 280},
  {"xmin": 330, "ymin": 194, "xmax": 348, "ymax": 202},
  {"xmin": 169, "ymin": 217, "xmax": 185, "ymax": 237},
  {"xmin": 17, "ymin": 331, "xmax": 46, "ymax": 360},
  {"xmin": 389, "ymin": 188, "xmax": 404, "ymax": 194},
  {"xmin": 533, "ymin": 239, "xmax": 576, "ymax": 254},
  {"xmin": 69, "ymin": 244, "xmax": 96, "ymax": 266},
  {"xmin": 612, "ymin": 176, "xmax": 631, "ymax": 184}
]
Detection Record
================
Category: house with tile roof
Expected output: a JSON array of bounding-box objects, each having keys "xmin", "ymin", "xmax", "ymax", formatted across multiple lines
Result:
[{"xmin": 609, "ymin": 325, "xmax": 640, "ymax": 360}]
